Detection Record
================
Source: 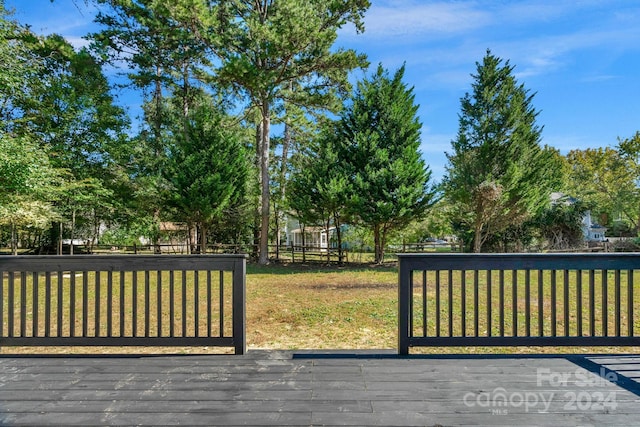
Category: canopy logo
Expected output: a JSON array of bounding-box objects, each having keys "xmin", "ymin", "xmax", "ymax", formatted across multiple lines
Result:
[{"xmin": 463, "ymin": 367, "xmax": 619, "ymax": 414}]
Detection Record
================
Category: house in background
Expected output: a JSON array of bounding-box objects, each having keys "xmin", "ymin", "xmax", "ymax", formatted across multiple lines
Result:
[
  {"xmin": 285, "ymin": 219, "xmax": 339, "ymax": 251},
  {"xmin": 582, "ymin": 211, "xmax": 607, "ymax": 242},
  {"xmin": 550, "ymin": 192, "xmax": 607, "ymax": 243}
]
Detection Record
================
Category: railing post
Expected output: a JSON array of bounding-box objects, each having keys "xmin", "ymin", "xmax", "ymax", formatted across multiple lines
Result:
[
  {"xmin": 232, "ymin": 256, "xmax": 247, "ymax": 355},
  {"xmin": 398, "ymin": 256, "xmax": 411, "ymax": 355}
]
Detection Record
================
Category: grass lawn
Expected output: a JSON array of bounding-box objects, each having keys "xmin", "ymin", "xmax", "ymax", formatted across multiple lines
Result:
[{"xmin": 246, "ymin": 263, "xmax": 398, "ymax": 350}]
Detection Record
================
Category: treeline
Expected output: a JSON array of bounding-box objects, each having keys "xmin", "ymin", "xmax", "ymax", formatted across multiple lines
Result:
[{"xmin": 1, "ymin": 2, "xmax": 639, "ymax": 261}]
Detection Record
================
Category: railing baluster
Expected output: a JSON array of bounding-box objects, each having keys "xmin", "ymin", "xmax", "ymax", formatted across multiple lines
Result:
[
  {"xmin": 0, "ymin": 270, "xmax": 4, "ymax": 338},
  {"xmin": 435, "ymin": 270, "xmax": 441, "ymax": 337},
  {"xmin": 628, "ymin": 270, "xmax": 634, "ymax": 337},
  {"xmin": 499, "ymin": 270, "xmax": 504, "ymax": 336},
  {"xmin": 207, "ymin": 270, "xmax": 212, "ymax": 337},
  {"xmin": 195, "ymin": 271, "xmax": 200, "ymax": 338},
  {"xmin": 409, "ymin": 271, "xmax": 414, "ymax": 338},
  {"xmin": 602, "ymin": 269, "xmax": 608, "ymax": 337},
  {"xmin": 157, "ymin": 270, "xmax": 162, "ymax": 337},
  {"xmin": 551, "ymin": 270, "xmax": 557, "ymax": 337},
  {"xmin": 461, "ymin": 270, "xmax": 466, "ymax": 337},
  {"xmin": 107, "ymin": 271, "xmax": 113, "ymax": 337},
  {"xmin": 422, "ymin": 270, "xmax": 427, "ymax": 338},
  {"xmin": 487, "ymin": 270, "xmax": 492, "ymax": 337},
  {"xmin": 70, "ymin": 271, "xmax": 76, "ymax": 337},
  {"xmin": 8, "ymin": 272, "xmax": 14, "ymax": 338},
  {"xmin": 448, "ymin": 270, "xmax": 453, "ymax": 337},
  {"xmin": 95, "ymin": 271, "xmax": 101, "ymax": 336},
  {"xmin": 169, "ymin": 270, "xmax": 175, "ymax": 337},
  {"xmin": 120, "ymin": 271, "xmax": 126, "ymax": 338},
  {"xmin": 83, "ymin": 272, "xmax": 88, "ymax": 337},
  {"xmin": 576, "ymin": 270, "xmax": 583, "ymax": 337},
  {"xmin": 45, "ymin": 272, "xmax": 51, "ymax": 337},
  {"xmin": 615, "ymin": 270, "xmax": 621, "ymax": 337},
  {"xmin": 132, "ymin": 271, "xmax": 138, "ymax": 337},
  {"xmin": 537, "ymin": 270, "xmax": 543, "ymax": 337},
  {"xmin": 525, "ymin": 270, "xmax": 530, "ymax": 337},
  {"xmin": 144, "ymin": 270, "xmax": 150, "ymax": 337},
  {"xmin": 474, "ymin": 270, "xmax": 479, "ymax": 337},
  {"xmin": 219, "ymin": 271, "xmax": 224, "ymax": 337},
  {"xmin": 589, "ymin": 270, "xmax": 595, "ymax": 337},
  {"xmin": 182, "ymin": 270, "xmax": 187, "ymax": 337},
  {"xmin": 512, "ymin": 270, "xmax": 517, "ymax": 337},
  {"xmin": 32, "ymin": 272, "xmax": 38, "ymax": 337},
  {"xmin": 57, "ymin": 271, "xmax": 63, "ymax": 337},
  {"xmin": 20, "ymin": 272, "xmax": 26, "ymax": 337},
  {"xmin": 564, "ymin": 269, "xmax": 569, "ymax": 337}
]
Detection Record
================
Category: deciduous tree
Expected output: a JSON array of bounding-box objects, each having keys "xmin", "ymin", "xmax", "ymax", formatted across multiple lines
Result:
[{"xmin": 566, "ymin": 146, "xmax": 639, "ymax": 234}]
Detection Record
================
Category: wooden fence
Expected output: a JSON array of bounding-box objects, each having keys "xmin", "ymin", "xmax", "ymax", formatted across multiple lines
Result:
[
  {"xmin": 398, "ymin": 253, "xmax": 640, "ymax": 354},
  {"xmin": 0, "ymin": 255, "xmax": 246, "ymax": 354}
]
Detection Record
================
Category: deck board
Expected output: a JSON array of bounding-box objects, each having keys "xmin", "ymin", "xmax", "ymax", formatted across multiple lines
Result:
[{"xmin": 1, "ymin": 350, "xmax": 639, "ymax": 426}]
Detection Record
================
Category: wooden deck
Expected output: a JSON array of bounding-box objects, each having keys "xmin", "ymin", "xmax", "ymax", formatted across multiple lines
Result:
[{"xmin": 1, "ymin": 350, "xmax": 639, "ymax": 426}]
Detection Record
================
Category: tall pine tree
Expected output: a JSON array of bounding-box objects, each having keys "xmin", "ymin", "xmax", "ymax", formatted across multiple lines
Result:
[
  {"xmin": 336, "ymin": 64, "xmax": 435, "ymax": 264},
  {"xmin": 444, "ymin": 50, "xmax": 561, "ymax": 252}
]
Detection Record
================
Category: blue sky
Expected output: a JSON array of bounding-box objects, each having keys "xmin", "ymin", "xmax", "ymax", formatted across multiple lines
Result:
[{"xmin": 6, "ymin": 0, "xmax": 640, "ymax": 182}]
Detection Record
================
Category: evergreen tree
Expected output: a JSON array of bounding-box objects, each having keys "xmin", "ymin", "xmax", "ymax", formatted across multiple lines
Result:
[
  {"xmin": 163, "ymin": 98, "xmax": 250, "ymax": 253},
  {"xmin": 336, "ymin": 64, "xmax": 435, "ymax": 264},
  {"xmin": 443, "ymin": 50, "xmax": 561, "ymax": 252},
  {"xmin": 287, "ymin": 126, "xmax": 350, "ymax": 262},
  {"xmin": 187, "ymin": 0, "xmax": 369, "ymax": 264}
]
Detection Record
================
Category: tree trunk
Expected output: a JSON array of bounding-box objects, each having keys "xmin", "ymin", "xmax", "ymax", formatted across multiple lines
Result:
[
  {"xmin": 374, "ymin": 223, "xmax": 382, "ymax": 264},
  {"xmin": 70, "ymin": 209, "xmax": 76, "ymax": 255},
  {"xmin": 301, "ymin": 223, "xmax": 306, "ymax": 263},
  {"xmin": 473, "ymin": 217, "xmax": 484, "ymax": 253},
  {"xmin": 58, "ymin": 222, "xmax": 63, "ymax": 255},
  {"xmin": 378, "ymin": 224, "xmax": 389, "ymax": 265},
  {"xmin": 325, "ymin": 218, "xmax": 331, "ymax": 263},
  {"xmin": 258, "ymin": 102, "xmax": 271, "ymax": 264},
  {"xmin": 11, "ymin": 222, "xmax": 17, "ymax": 256},
  {"xmin": 200, "ymin": 224, "xmax": 207, "ymax": 254},
  {"xmin": 153, "ymin": 209, "xmax": 161, "ymax": 254},
  {"xmin": 273, "ymin": 199, "xmax": 280, "ymax": 260},
  {"xmin": 252, "ymin": 123, "xmax": 262, "ymax": 261},
  {"xmin": 274, "ymin": 119, "xmax": 292, "ymax": 262},
  {"xmin": 334, "ymin": 213, "xmax": 343, "ymax": 264},
  {"xmin": 90, "ymin": 209, "xmax": 99, "ymax": 253}
]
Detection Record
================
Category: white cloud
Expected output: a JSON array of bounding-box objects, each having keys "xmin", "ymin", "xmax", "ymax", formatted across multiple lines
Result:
[
  {"xmin": 7, "ymin": 0, "xmax": 98, "ymax": 49},
  {"xmin": 341, "ymin": 0, "xmax": 492, "ymax": 40},
  {"xmin": 342, "ymin": 0, "xmax": 640, "ymax": 86},
  {"xmin": 419, "ymin": 132, "xmax": 453, "ymax": 154}
]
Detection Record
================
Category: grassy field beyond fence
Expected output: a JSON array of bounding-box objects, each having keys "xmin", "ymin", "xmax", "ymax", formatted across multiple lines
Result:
[{"xmin": 2, "ymin": 262, "xmax": 640, "ymax": 354}]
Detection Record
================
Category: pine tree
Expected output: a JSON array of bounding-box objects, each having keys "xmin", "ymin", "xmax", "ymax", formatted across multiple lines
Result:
[
  {"xmin": 288, "ymin": 126, "xmax": 350, "ymax": 262},
  {"xmin": 336, "ymin": 64, "xmax": 435, "ymax": 264},
  {"xmin": 444, "ymin": 50, "xmax": 561, "ymax": 252},
  {"xmin": 164, "ymin": 98, "xmax": 249, "ymax": 252}
]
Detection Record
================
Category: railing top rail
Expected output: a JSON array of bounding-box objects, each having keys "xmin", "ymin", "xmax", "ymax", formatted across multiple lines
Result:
[
  {"xmin": 0, "ymin": 254, "xmax": 248, "ymax": 272},
  {"xmin": 396, "ymin": 252, "xmax": 640, "ymax": 271}
]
